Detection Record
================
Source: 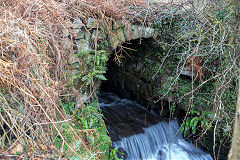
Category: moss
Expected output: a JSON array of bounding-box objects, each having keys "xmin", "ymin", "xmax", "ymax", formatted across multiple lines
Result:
[{"xmin": 54, "ymin": 100, "xmax": 112, "ymax": 159}]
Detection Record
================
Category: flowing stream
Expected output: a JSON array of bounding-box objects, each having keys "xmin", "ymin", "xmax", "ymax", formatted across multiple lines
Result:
[{"xmin": 99, "ymin": 92, "xmax": 213, "ymax": 160}]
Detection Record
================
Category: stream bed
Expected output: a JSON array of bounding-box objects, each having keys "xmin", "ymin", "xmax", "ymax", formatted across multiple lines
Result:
[{"xmin": 99, "ymin": 92, "xmax": 213, "ymax": 160}]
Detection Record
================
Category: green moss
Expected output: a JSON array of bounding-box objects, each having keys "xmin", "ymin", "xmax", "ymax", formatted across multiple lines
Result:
[{"xmin": 54, "ymin": 100, "xmax": 112, "ymax": 159}]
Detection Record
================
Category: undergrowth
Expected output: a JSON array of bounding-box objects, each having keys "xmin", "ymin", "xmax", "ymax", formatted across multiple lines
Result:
[
  {"xmin": 0, "ymin": 0, "xmax": 152, "ymax": 159},
  {"xmin": 152, "ymin": 1, "xmax": 239, "ymax": 159},
  {"xmin": 57, "ymin": 100, "xmax": 111, "ymax": 159},
  {"xmin": 0, "ymin": 0, "xmax": 237, "ymax": 159}
]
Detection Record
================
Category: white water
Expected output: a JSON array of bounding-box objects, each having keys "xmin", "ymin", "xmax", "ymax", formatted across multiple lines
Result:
[
  {"xmin": 114, "ymin": 120, "xmax": 213, "ymax": 160},
  {"xmin": 99, "ymin": 92, "xmax": 213, "ymax": 160}
]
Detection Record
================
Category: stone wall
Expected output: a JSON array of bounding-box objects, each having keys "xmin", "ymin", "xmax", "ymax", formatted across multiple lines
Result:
[
  {"xmin": 62, "ymin": 18, "xmax": 158, "ymax": 100},
  {"xmin": 63, "ymin": 18, "xmax": 156, "ymax": 52}
]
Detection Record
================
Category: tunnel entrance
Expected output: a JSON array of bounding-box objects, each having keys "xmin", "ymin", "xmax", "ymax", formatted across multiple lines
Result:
[{"xmin": 101, "ymin": 38, "xmax": 170, "ymax": 116}]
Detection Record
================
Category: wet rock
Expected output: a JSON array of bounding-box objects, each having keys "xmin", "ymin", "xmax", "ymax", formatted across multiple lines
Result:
[
  {"xmin": 117, "ymin": 147, "xmax": 128, "ymax": 159},
  {"xmin": 156, "ymin": 148, "xmax": 167, "ymax": 160}
]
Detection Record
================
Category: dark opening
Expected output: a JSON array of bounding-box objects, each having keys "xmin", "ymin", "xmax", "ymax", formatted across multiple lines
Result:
[{"xmin": 100, "ymin": 38, "xmax": 169, "ymax": 116}]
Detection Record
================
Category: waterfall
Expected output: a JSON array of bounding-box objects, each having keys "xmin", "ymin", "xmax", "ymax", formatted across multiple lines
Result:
[
  {"xmin": 114, "ymin": 121, "xmax": 212, "ymax": 160},
  {"xmin": 99, "ymin": 92, "xmax": 213, "ymax": 160}
]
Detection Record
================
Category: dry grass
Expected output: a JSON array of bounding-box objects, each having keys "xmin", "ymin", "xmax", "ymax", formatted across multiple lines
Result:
[
  {"xmin": 0, "ymin": 0, "xmax": 69, "ymax": 158},
  {"xmin": 0, "ymin": 0, "xmax": 149, "ymax": 159}
]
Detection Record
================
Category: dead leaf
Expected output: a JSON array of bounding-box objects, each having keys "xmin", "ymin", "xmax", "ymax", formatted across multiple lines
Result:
[
  {"xmin": 48, "ymin": 145, "xmax": 55, "ymax": 150},
  {"xmin": 39, "ymin": 144, "xmax": 47, "ymax": 151}
]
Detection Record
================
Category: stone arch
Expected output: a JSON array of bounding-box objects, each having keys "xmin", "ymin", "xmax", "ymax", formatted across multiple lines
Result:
[
  {"xmin": 63, "ymin": 18, "xmax": 159, "ymax": 100},
  {"xmin": 63, "ymin": 18, "xmax": 157, "ymax": 53}
]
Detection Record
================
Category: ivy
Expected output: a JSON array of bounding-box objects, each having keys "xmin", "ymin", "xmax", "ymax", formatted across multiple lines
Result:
[{"xmin": 180, "ymin": 105, "xmax": 213, "ymax": 137}]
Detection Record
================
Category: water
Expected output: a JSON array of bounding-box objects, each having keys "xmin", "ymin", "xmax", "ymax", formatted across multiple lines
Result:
[{"xmin": 99, "ymin": 92, "xmax": 213, "ymax": 160}]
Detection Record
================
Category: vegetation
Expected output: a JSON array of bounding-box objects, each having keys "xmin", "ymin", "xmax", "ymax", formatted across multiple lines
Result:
[
  {"xmin": 0, "ymin": 0, "xmax": 147, "ymax": 159},
  {"xmin": 150, "ymin": 1, "xmax": 239, "ymax": 159},
  {"xmin": 0, "ymin": 0, "xmax": 239, "ymax": 159},
  {"xmin": 57, "ymin": 100, "xmax": 111, "ymax": 159}
]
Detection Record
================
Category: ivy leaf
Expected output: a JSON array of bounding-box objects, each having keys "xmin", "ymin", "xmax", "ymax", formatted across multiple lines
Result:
[{"xmin": 180, "ymin": 121, "xmax": 185, "ymax": 133}]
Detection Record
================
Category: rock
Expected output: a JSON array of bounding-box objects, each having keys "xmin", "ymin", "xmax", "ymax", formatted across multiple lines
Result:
[
  {"xmin": 62, "ymin": 37, "xmax": 72, "ymax": 50},
  {"xmin": 136, "ymin": 61, "xmax": 144, "ymax": 71},
  {"xmin": 87, "ymin": 18, "xmax": 97, "ymax": 29},
  {"xmin": 71, "ymin": 62, "xmax": 80, "ymax": 70},
  {"xmin": 125, "ymin": 75, "xmax": 138, "ymax": 92},
  {"xmin": 9, "ymin": 143, "xmax": 23, "ymax": 155},
  {"xmin": 81, "ymin": 92, "xmax": 88, "ymax": 102},
  {"xmin": 181, "ymin": 66, "xmax": 196, "ymax": 77},
  {"xmin": 117, "ymin": 147, "xmax": 128, "ymax": 159},
  {"xmin": 115, "ymin": 28, "xmax": 126, "ymax": 42},
  {"xmin": 110, "ymin": 29, "xmax": 126, "ymax": 49},
  {"xmin": 85, "ymin": 32, "xmax": 91, "ymax": 41},
  {"xmin": 73, "ymin": 29, "xmax": 85, "ymax": 39},
  {"xmin": 71, "ymin": 69, "xmax": 78, "ymax": 75},
  {"xmin": 143, "ymin": 27, "xmax": 155, "ymax": 38},
  {"xmin": 113, "ymin": 20, "xmax": 124, "ymax": 30},
  {"xmin": 156, "ymin": 148, "xmax": 167, "ymax": 160},
  {"xmin": 123, "ymin": 25, "xmax": 131, "ymax": 41},
  {"xmin": 125, "ymin": 25, "xmax": 155, "ymax": 40},
  {"xmin": 76, "ymin": 39, "xmax": 91, "ymax": 51},
  {"xmin": 62, "ymin": 28, "xmax": 70, "ymax": 37},
  {"xmin": 153, "ymin": 75, "xmax": 162, "ymax": 87},
  {"xmin": 91, "ymin": 29, "xmax": 107, "ymax": 40},
  {"xmin": 126, "ymin": 63, "xmax": 135, "ymax": 71},
  {"xmin": 73, "ymin": 18, "xmax": 83, "ymax": 29},
  {"xmin": 142, "ymin": 84, "xmax": 150, "ymax": 99},
  {"xmin": 117, "ymin": 74, "xmax": 125, "ymax": 91},
  {"xmin": 131, "ymin": 25, "xmax": 142, "ymax": 40}
]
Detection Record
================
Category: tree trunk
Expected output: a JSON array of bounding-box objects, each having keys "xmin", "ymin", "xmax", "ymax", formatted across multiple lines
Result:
[{"xmin": 228, "ymin": 82, "xmax": 240, "ymax": 159}]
